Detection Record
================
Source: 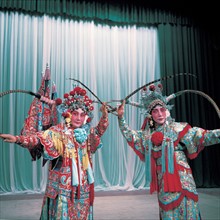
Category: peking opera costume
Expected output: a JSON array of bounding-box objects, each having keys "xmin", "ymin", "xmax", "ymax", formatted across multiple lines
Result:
[
  {"xmin": 1, "ymin": 65, "xmax": 109, "ymax": 220},
  {"xmin": 118, "ymin": 83, "xmax": 220, "ymax": 219}
]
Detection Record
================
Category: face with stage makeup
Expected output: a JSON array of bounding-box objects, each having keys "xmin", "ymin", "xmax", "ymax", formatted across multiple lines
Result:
[
  {"xmin": 71, "ymin": 108, "xmax": 87, "ymax": 128},
  {"xmin": 62, "ymin": 108, "xmax": 89, "ymax": 129},
  {"xmin": 60, "ymin": 86, "xmax": 94, "ymax": 128},
  {"xmin": 151, "ymin": 105, "xmax": 167, "ymax": 125}
]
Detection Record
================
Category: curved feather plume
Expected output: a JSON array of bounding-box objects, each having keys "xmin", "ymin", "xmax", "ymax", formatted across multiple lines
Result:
[
  {"xmin": 0, "ymin": 89, "xmax": 58, "ymax": 106},
  {"xmin": 124, "ymin": 73, "xmax": 197, "ymax": 101},
  {"xmin": 69, "ymin": 78, "xmax": 103, "ymax": 104},
  {"xmin": 0, "ymin": 89, "xmax": 41, "ymax": 98},
  {"xmin": 105, "ymin": 73, "xmax": 197, "ymax": 114},
  {"xmin": 166, "ymin": 90, "xmax": 220, "ymax": 119},
  {"xmin": 69, "ymin": 78, "xmax": 117, "ymax": 114}
]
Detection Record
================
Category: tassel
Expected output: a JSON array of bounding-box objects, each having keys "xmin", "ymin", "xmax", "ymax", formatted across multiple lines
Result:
[
  {"xmin": 76, "ymin": 149, "xmax": 81, "ymax": 200},
  {"xmin": 146, "ymin": 140, "xmax": 152, "ymax": 184},
  {"xmin": 161, "ymin": 139, "xmax": 166, "ymax": 173},
  {"xmin": 163, "ymin": 156, "xmax": 182, "ymax": 192},
  {"xmin": 150, "ymin": 157, "xmax": 158, "ymax": 194},
  {"xmin": 89, "ymin": 205, "xmax": 94, "ymax": 220},
  {"xmin": 90, "ymin": 183, "xmax": 95, "ymax": 205},
  {"xmin": 71, "ymin": 158, "xmax": 79, "ymax": 186},
  {"xmin": 70, "ymin": 158, "xmax": 75, "ymax": 203},
  {"xmin": 168, "ymin": 140, "xmax": 174, "ymax": 173},
  {"xmin": 77, "ymin": 184, "xmax": 80, "ymax": 200},
  {"xmin": 87, "ymin": 162, "xmax": 94, "ymax": 184}
]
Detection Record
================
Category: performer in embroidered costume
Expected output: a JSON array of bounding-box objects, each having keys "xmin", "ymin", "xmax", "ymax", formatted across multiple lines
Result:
[
  {"xmin": 0, "ymin": 85, "xmax": 109, "ymax": 220},
  {"xmin": 116, "ymin": 83, "xmax": 220, "ymax": 219}
]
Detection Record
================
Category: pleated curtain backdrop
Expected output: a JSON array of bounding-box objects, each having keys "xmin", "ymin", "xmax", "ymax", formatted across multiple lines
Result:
[{"xmin": 0, "ymin": 11, "xmax": 160, "ymax": 193}]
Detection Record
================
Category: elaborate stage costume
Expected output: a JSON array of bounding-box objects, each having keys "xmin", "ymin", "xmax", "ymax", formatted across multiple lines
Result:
[
  {"xmin": 0, "ymin": 67, "xmax": 109, "ymax": 220},
  {"xmin": 16, "ymin": 114, "xmax": 108, "ymax": 220},
  {"xmin": 117, "ymin": 83, "xmax": 220, "ymax": 219}
]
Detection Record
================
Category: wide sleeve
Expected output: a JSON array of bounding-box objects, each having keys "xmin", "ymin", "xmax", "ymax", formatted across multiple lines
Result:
[
  {"xmin": 16, "ymin": 129, "xmax": 61, "ymax": 160},
  {"xmin": 181, "ymin": 126, "xmax": 220, "ymax": 159},
  {"xmin": 15, "ymin": 134, "xmax": 41, "ymax": 149},
  {"xmin": 15, "ymin": 134, "xmax": 43, "ymax": 160},
  {"xmin": 89, "ymin": 115, "xmax": 109, "ymax": 153},
  {"xmin": 118, "ymin": 117, "xmax": 145, "ymax": 161}
]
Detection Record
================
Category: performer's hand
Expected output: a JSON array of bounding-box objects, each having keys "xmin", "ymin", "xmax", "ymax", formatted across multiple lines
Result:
[
  {"xmin": 100, "ymin": 102, "xmax": 108, "ymax": 118},
  {"xmin": 0, "ymin": 134, "xmax": 17, "ymax": 143},
  {"xmin": 117, "ymin": 100, "xmax": 125, "ymax": 118}
]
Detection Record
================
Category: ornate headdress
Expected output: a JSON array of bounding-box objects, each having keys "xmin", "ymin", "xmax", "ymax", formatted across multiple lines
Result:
[
  {"xmin": 136, "ymin": 83, "xmax": 173, "ymax": 129},
  {"xmin": 140, "ymin": 83, "xmax": 173, "ymax": 115},
  {"xmin": 57, "ymin": 86, "xmax": 94, "ymax": 123},
  {"xmin": 126, "ymin": 82, "xmax": 219, "ymax": 130}
]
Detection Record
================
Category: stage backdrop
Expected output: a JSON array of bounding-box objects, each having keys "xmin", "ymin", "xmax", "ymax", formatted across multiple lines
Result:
[{"xmin": 0, "ymin": 11, "xmax": 160, "ymax": 193}]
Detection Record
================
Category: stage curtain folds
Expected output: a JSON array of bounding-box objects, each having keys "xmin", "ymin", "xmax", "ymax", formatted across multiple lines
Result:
[
  {"xmin": 0, "ymin": 11, "xmax": 160, "ymax": 193},
  {"xmin": 0, "ymin": 0, "xmax": 192, "ymax": 26}
]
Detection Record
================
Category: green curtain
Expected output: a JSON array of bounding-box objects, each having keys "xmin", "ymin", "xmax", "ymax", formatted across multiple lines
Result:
[
  {"xmin": 157, "ymin": 24, "xmax": 220, "ymax": 187},
  {"xmin": 0, "ymin": 0, "xmax": 192, "ymax": 26}
]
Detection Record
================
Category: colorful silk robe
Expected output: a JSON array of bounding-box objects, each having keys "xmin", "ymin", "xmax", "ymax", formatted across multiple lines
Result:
[
  {"xmin": 16, "ymin": 116, "xmax": 109, "ymax": 220},
  {"xmin": 118, "ymin": 117, "xmax": 220, "ymax": 219}
]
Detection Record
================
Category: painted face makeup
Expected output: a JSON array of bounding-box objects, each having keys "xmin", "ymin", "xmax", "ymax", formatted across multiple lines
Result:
[
  {"xmin": 151, "ymin": 105, "xmax": 167, "ymax": 125},
  {"xmin": 71, "ymin": 108, "xmax": 87, "ymax": 128}
]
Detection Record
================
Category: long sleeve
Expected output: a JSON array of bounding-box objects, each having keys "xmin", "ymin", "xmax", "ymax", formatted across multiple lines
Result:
[
  {"xmin": 89, "ymin": 115, "xmax": 109, "ymax": 153},
  {"xmin": 16, "ymin": 124, "xmax": 65, "ymax": 160},
  {"xmin": 118, "ymin": 116, "xmax": 145, "ymax": 161},
  {"xmin": 15, "ymin": 134, "xmax": 41, "ymax": 149},
  {"xmin": 15, "ymin": 134, "xmax": 43, "ymax": 161},
  {"xmin": 94, "ymin": 115, "xmax": 109, "ymax": 137},
  {"xmin": 181, "ymin": 127, "xmax": 220, "ymax": 159}
]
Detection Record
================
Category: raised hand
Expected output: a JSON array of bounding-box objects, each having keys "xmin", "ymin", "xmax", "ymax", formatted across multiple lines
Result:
[
  {"xmin": 100, "ymin": 102, "xmax": 108, "ymax": 118},
  {"xmin": 117, "ymin": 100, "xmax": 125, "ymax": 118}
]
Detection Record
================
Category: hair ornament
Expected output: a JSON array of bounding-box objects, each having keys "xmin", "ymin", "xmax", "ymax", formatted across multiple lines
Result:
[
  {"xmin": 141, "ymin": 83, "xmax": 172, "ymax": 115},
  {"xmin": 56, "ymin": 86, "xmax": 95, "ymax": 123},
  {"xmin": 61, "ymin": 86, "xmax": 94, "ymax": 114}
]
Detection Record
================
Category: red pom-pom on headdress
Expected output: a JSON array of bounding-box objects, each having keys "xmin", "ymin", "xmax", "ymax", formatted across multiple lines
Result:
[
  {"xmin": 80, "ymin": 89, "xmax": 86, "ymax": 96},
  {"xmin": 142, "ymin": 86, "xmax": 147, "ymax": 91},
  {"xmin": 55, "ymin": 98, "xmax": 62, "ymax": 105},
  {"xmin": 158, "ymin": 84, "xmax": 163, "ymax": 90},
  {"xmin": 141, "ymin": 83, "xmax": 168, "ymax": 114},
  {"xmin": 74, "ymin": 86, "xmax": 81, "ymax": 93},
  {"xmin": 62, "ymin": 86, "xmax": 94, "ymax": 114},
  {"xmin": 64, "ymin": 93, "xmax": 69, "ymax": 99},
  {"xmin": 149, "ymin": 84, "xmax": 156, "ymax": 91},
  {"xmin": 69, "ymin": 90, "xmax": 75, "ymax": 96}
]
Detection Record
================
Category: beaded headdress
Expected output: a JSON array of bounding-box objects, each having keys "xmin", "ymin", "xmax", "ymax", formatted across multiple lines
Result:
[
  {"xmin": 126, "ymin": 82, "xmax": 219, "ymax": 130},
  {"xmin": 62, "ymin": 86, "xmax": 94, "ymax": 113},
  {"xmin": 57, "ymin": 86, "xmax": 94, "ymax": 123},
  {"xmin": 140, "ymin": 83, "xmax": 173, "ymax": 116}
]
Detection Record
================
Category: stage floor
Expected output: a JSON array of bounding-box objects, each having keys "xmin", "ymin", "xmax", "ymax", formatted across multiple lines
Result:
[{"xmin": 0, "ymin": 188, "xmax": 219, "ymax": 219}]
